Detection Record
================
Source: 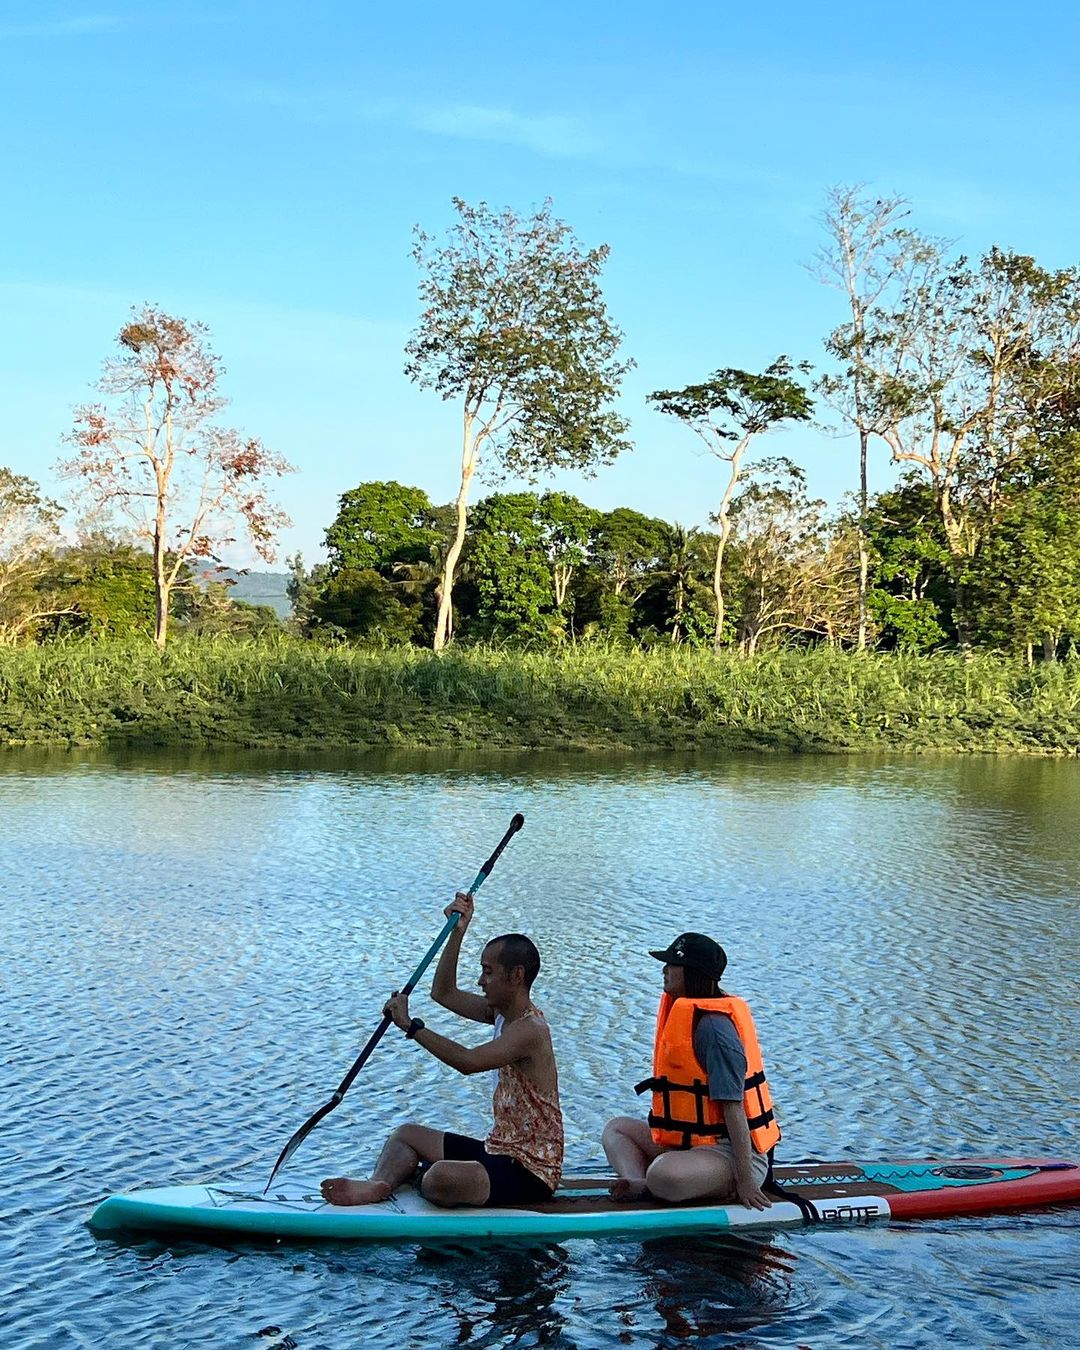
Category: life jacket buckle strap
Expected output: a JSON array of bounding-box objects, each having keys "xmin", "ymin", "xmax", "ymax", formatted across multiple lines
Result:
[{"xmin": 647, "ymin": 1112, "xmax": 726, "ymax": 1140}]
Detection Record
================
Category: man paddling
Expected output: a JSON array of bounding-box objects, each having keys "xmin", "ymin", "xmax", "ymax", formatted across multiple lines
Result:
[
  {"xmin": 321, "ymin": 892, "xmax": 563, "ymax": 1208},
  {"xmin": 602, "ymin": 932, "xmax": 778, "ymax": 1209}
]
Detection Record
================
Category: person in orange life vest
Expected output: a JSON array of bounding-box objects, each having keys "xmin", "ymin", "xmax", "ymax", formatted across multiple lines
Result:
[
  {"xmin": 321, "ymin": 890, "xmax": 563, "ymax": 1209},
  {"xmin": 602, "ymin": 932, "xmax": 778, "ymax": 1208}
]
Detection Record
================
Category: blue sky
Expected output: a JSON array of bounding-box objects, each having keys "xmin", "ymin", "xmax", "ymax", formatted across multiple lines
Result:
[{"xmin": 2, "ymin": 1, "xmax": 1078, "ymax": 566}]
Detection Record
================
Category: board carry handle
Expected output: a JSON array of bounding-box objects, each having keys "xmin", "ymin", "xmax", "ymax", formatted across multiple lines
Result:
[{"xmin": 263, "ymin": 812, "xmax": 525, "ymax": 1193}]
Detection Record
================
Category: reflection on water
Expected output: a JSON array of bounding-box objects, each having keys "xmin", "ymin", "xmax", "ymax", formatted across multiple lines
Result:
[
  {"xmin": 2, "ymin": 747, "xmax": 1078, "ymax": 1348},
  {"xmin": 417, "ymin": 1243, "xmax": 573, "ymax": 1345},
  {"xmin": 625, "ymin": 1234, "xmax": 801, "ymax": 1343}
]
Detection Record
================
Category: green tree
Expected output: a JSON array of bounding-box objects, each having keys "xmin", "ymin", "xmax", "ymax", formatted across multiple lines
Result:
[
  {"xmin": 467, "ymin": 492, "xmax": 554, "ymax": 641},
  {"xmin": 969, "ymin": 433, "xmax": 1080, "ymax": 659},
  {"xmin": 660, "ymin": 523, "xmax": 701, "ymax": 643},
  {"xmin": 324, "ymin": 481, "xmax": 442, "ymax": 575},
  {"xmin": 0, "ymin": 469, "xmax": 70, "ymax": 642},
  {"xmin": 285, "ymin": 552, "xmax": 330, "ymax": 633},
  {"xmin": 649, "ymin": 359, "xmax": 814, "ymax": 651},
  {"xmin": 385, "ymin": 502, "xmax": 459, "ymax": 645},
  {"xmin": 310, "ymin": 567, "xmax": 423, "ymax": 644},
  {"xmin": 860, "ymin": 246, "xmax": 1080, "ymax": 648},
  {"xmin": 578, "ymin": 507, "xmax": 669, "ymax": 638},
  {"xmin": 538, "ymin": 491, "xmax": 599, "ymax": 628},
  {"xmin": 629, "ymin": 526, "xmax": 716, "ymax": 646},
  {"xmin": 38, "ymin": 536, "xmax": 159, "ymax": 638},
  {"xmin": 405, "ymin": 198, "xmax": 633, "ymax": 651},
  {"xmin": 863, "ymin": 479, "xmax": 952, "ymax": 651}
]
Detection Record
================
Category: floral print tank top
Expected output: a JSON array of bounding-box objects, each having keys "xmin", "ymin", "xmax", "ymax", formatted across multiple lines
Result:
[{"xmin": 485, "ymin": 1007, "xmax": 563, "ymax": 1191}]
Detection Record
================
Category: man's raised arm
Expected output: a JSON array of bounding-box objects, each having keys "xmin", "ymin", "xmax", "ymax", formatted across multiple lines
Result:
[{"xmin": 430, "ymin": 892, "xmax": 493, "ymax": 1023}]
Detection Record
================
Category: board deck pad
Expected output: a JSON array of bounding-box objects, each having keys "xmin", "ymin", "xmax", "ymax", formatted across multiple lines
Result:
[{"xmin": 89, "ymin": 1157, "xmax": 1080, "ymax": 1243}]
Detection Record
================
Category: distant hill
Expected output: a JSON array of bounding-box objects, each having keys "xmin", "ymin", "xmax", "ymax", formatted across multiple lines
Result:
[{"xmin": 194, "ymin": 565, "xmax": 293, "ymax": 618}]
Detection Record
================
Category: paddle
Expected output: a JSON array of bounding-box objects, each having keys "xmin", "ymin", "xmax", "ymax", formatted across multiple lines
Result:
[{"xmin": 263, "ymin": 812, "xmax": 525, "ymax": 1193}]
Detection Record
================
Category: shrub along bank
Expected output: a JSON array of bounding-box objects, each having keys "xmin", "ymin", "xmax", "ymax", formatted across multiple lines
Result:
[
  {"xmin": 2, "ymin": 637, "xmax": 1080, "ymax": 756},
  {"xmin": 0, "ymin": 638, "xmax": 1078, "ymax": 754}
]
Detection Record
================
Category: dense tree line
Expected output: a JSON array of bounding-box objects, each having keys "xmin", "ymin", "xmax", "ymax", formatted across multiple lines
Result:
[
  {"xmin": 283, "ymin": 455, "xmax": 1080, "ymax": 659},
  {"xmin": 2, "ymin": 188, "xmax": 1078, "ymax": 659},
  {"xmin": 6, "ymin": 446, "xmax": 1072, "ymax": 658}
]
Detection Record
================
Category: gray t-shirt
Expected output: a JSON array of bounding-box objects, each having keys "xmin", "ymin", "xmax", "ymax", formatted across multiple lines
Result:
[{"xmin": 691, "ymin": 1011, "xmax": 746, "ymax": 1102}]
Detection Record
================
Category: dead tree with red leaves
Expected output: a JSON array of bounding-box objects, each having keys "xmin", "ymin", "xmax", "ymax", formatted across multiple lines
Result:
[{"xmin": 62, "ymin": 306, "xmax": 292, "ymax": 646}]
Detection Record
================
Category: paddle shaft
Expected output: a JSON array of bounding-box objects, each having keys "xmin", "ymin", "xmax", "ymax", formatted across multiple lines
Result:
[{"xmin": 263, "ymin": 812, "xmax": 524, "ymax": 1191}]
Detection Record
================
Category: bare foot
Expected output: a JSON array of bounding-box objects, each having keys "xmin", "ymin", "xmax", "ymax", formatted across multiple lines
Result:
[
  {"xmin": 608, "ymin": 1178, "xmax": 649, "ymax": 1203},
  {"xmin": 320, "ymin": 1177, "xmax": 393, "ymax": 1206}
]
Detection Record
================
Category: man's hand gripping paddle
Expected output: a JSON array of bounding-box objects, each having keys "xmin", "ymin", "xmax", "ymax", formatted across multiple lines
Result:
[{"xmin": 263, "ymin": 812, "xmax": 525, "ymax": 1193}]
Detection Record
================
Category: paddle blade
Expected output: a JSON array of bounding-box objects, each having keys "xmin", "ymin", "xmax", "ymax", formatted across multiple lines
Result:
[{"xmin": 264, "ymin": 1099, "xmax": 336, "ymax": 1194}]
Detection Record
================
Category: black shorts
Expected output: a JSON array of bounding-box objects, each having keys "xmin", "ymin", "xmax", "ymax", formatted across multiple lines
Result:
[{"xmin": 430, "ymin": 1132, "xmax": 554, "ymax": 1207}]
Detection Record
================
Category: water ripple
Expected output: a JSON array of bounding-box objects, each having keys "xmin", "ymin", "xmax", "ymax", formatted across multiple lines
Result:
[{"xmin": 2, "ymin": 749, "xmax": 1078, "ymax": 1348}]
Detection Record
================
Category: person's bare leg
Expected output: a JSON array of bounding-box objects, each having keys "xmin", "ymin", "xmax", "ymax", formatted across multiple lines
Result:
[
  {"xmin": 419, "ymin": 1160, "xmax": 491, "ymax": 1208},
  {"xmin": 645, "ymin": 1148, "xmax": 735, "ymax": 1204},
  {"xmin": 321, "ymin": 1124, "xmax": 445, "ymax": 1205},
  {"xmin": 602, "ymin": 1116, "xmax": 663, "ymax": 1201}
]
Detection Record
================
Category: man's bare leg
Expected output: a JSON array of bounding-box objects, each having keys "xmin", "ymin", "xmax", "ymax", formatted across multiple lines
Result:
[
  {"xmin": 420, "ymin": 1160, "xmax": 491, "ymax": 1207},
  {"xmin": 602, "ymin": 1116, "xmax": 663, "ymax": 1201},
  {"xmin": 321, "ymin": 1123, "xmax": 445, "ymax": 1206}
]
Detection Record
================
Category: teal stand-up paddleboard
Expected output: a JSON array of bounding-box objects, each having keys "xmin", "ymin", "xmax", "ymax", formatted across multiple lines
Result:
[{"xmin": 90, "ymin": 1157, "xmax": 1080, "ymax": 1243}]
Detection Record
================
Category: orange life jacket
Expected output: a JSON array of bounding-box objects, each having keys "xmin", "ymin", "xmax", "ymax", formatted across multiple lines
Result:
[{"xmin": 636, "ymin": 994, "xmax": 781, "ymax": 1153}]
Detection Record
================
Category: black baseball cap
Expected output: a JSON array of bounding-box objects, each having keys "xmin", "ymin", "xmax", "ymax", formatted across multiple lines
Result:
[{"xmin": 649, "ymin": 932, "xmax": 727, "ymax": 980}]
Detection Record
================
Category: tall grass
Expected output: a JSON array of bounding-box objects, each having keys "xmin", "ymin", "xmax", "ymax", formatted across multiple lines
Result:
[{"xmin": 1, "ymin": 636, "xmax": 1078, "ymax": 753}]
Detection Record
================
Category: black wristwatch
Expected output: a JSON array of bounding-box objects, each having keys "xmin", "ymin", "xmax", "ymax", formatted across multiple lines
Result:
[{"xmin": 405, "ymin": 1018, "xmax": 426, "ymax": 1040}]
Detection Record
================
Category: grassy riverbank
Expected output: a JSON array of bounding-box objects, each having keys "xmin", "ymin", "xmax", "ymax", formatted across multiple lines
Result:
[{"xmin": 1, "ymin": 638, "xmax": 1078, "ymax": 754}]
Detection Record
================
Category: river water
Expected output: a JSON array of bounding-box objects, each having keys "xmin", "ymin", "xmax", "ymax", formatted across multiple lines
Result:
[{"xmin": 3, "ymin": 748, "xmax": 1078, "ymax": 1348}]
